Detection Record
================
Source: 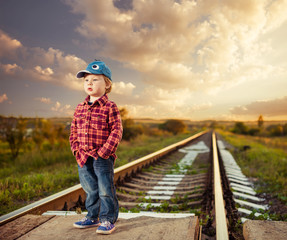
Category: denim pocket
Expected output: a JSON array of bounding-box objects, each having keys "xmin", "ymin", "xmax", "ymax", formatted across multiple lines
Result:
[{"xmin": 95, "ymin": 156, "xmax": 113, "ymax": 172}]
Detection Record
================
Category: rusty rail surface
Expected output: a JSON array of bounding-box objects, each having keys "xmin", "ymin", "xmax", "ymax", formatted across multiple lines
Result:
[{"xmin": 0, "ymin": 130, "xmax": 207, "ymax": 226}]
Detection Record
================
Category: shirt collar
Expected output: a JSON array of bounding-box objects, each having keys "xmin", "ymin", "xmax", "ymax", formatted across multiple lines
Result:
[{"xmin": 83, "ymin": 94, "xmax": 108, "ymax": 106}]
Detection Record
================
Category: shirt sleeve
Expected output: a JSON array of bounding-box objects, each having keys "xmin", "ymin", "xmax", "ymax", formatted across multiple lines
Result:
[
  {"xmin": 97, "ymin": 103, "xmax": 123, "ymax": 159},
  {"xmin": 69, "ymin": 109, "xmax": 80, "ymax": 156}
]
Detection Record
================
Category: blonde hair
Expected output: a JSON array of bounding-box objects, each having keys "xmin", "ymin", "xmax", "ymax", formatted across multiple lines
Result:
[{"xmin": 104, "ymin": 76, "xmax": 112, "ymax": 93}]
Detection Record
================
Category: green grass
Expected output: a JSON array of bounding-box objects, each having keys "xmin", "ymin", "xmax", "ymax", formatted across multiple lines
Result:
[
  {"xmin": 0, "ymin": 145, "xmax": 79, "ymax": 216},
  {"xmin": 218, "ymin": 130, "xmax": 287, "ymax": 203},
  {"xmin": 0, "ymin": 130, "xmax": 201, "ymax": 216},
  {"xmin": 0, "ymin": 164, "xmax": 79, "ymax": 215}
]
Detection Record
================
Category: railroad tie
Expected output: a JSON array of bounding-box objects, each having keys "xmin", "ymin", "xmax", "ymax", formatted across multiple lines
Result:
[
  {"xmin": 140, "ymin": 141, "xmax": 210, "ymax": 209},
  {"xmin": 217, "ymin": 140, "xmax": 268, "ymax": 223}
]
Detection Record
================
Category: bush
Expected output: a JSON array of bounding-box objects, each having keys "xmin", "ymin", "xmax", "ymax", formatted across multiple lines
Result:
[
  {"xmin": 143, "ymin": 127, "xmax": 170, "ymax": 137},
  {"xmin": 122, "ymin": 123, "xmax": 144, "ymax": 141},
  {"xmin": 159, "ymin": 119, "xmax": 186, "ymax": 135},
  {"xmin": 248, "ymin": 128, "xmax": 260, "ymax": 136},
  {"xmin": 267, "ymin": 125, "xmax": 284, "ymax": 136},
  {"xmin": 2, "ymin": 117, "xmax": 27, "ymax": 159},
  {"xmin": 231, "ymin": 122, "xmax": 248, "ymax": 135}
]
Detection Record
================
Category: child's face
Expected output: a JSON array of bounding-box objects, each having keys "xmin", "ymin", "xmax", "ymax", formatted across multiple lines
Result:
[{"xmin": 83, "ymin": 74, "xmax": 110, "ymax": 98}]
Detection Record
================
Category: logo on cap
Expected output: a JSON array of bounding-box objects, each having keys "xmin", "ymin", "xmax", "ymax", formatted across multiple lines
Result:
[{"xmin": 76, "ymin": 60, "xmax": 112, "ymax": 80}]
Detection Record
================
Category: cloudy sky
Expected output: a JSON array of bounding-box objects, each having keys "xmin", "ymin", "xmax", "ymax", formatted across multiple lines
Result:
[{"xmin": 0, "ymin": 0, "xmax": 287, "ymax": 121}]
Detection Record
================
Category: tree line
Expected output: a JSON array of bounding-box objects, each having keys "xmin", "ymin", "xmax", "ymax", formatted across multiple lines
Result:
[
  {"xmin": 0, "ymin": 109, "xmax": 187, "ymax": 160},
  {"xmin": 231, "ymin": 115, "xmax": 287, "ymax": 137},
  {"xmin": 0, "ymin": 116, "xmax": 70, "ymax": 159}
]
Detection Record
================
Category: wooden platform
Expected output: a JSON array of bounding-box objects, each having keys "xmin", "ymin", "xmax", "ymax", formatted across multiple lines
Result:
[
  {"xmin": 243, "ymin": 219, "xmax": 287, "ymax": 240},
  {"xmin": 0, "ymin": 212, "xmax": 199, "ymax": 240}
]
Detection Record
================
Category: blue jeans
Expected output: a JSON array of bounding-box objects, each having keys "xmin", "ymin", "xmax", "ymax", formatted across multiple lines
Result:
[{"xmin": 77, "ymin": 156, "xmax": 119, "ymax": 223}]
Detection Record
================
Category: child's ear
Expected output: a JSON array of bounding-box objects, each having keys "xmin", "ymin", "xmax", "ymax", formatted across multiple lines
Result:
[{"xmin": 105, "ymin": 81, "xmax": 111, "ymax": 89}]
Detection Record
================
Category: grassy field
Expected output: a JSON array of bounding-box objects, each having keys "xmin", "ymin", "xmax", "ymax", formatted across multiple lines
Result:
[
  {"xmin": 2, "ymin": 124, "xmax": 286, "ymax": 218},
  {"xmin": 218, "ymin": 130, "xmax": 287, "ymax": 204},
  {"xmin": 0, "ymin": 131, "xmax": 200, "ymax": 216}
]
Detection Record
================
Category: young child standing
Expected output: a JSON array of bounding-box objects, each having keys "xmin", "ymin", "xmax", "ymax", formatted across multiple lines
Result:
[{"xmin": 69, "ymin": 60, "xmax": 122, "ymax": 234}]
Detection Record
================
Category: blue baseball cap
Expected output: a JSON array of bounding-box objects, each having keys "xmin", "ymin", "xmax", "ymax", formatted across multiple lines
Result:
[{"xmin": 76, "ymin": 60, "xmax": 112, "ymax": 80}]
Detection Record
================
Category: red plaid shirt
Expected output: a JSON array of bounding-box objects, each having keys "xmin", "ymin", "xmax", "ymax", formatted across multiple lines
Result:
[{"xmin": 69, "ymin": 94, "xmax": 123, "ymax": 167}]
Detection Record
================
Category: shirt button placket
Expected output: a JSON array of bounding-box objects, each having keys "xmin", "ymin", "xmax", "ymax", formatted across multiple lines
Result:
[
  {"xmin": 85, "ymin": 107, "xmax": 91, "ymax": 150},
  {"xmin": 85, "ymin": 119, "xmax": 88, "ymax": 150}
]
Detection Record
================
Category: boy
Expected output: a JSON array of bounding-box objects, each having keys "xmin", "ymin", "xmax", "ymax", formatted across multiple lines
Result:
[{"xmin": 69, "ymin": 60, "xmax": 122, "ymax": 234}]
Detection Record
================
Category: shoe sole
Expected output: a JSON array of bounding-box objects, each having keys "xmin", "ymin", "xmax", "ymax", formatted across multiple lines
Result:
[
  {"xmin": 73, "ymin": 223, "xmax": 101, "ymax": 229},
  {"xmin": 96, "ymin": 226, "xmax": 116, "ymax": 234}
]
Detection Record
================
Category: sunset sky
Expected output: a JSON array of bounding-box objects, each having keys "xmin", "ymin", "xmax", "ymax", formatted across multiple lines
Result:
[{"xmin": 0, "ymin": 0, "xmax": 287, "ymax": 121}]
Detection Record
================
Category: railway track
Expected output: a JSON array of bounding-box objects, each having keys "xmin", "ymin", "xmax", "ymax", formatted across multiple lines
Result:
[{"xmin": 1, "ymin": 130, "xmax": 268, "ymax": 239}]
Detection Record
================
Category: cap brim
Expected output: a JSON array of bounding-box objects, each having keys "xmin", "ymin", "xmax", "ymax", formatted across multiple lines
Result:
[{"xmin": 76, "ymin": 70, "xmax": 91, "ymax": 78}]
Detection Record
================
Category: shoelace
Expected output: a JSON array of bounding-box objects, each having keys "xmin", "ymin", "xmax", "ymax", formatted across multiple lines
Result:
[
  {"xmin": 101, "ymin": 221, "xmax": 111, "ymax": 228},
  {"xmin": 81, "ymin": 217, "xmax": 98, "ymax": 223},
  {"xmin": 80, "ymin": 217, "xmax": 88, "ymax": 222}
]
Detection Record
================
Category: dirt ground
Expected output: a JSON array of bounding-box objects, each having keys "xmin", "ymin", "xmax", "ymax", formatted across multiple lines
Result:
[{"xmin": 257, "ymin": 188, "xmax": 287, "ymax": 220}]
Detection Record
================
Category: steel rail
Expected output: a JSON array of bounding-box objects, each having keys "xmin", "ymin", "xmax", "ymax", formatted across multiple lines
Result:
[
  {"xmin": 0, "ymin": 130, "xmax": 207, "ymax": 226},
  {"xmin": 212, "ymin": 131, "xmax": 229, "ymax": 240}
]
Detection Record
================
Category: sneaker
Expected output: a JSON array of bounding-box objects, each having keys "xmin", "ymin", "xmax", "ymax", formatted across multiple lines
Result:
[
  {"xmin": 96, "ymin": 221, "xmax": 116, "ymax": 234},
  {"xmin": 73, "ymin": 217, "xmax": 100, "ymax": 228}
]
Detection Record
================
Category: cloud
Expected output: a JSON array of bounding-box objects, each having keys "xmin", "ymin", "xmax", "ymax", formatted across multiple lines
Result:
[
  {"xmin": 264, "ymin": 0, "xmax": 287, "ymax": 32},
  {"xmin": 112, "ymin": 81, "xmax": 135, "ymax": 95},
  {"xmin": 34, "ymin": 66, "xmax": 54, "ymax": 81},
  {"xmin": 65, "ymin": 0, "xmax": 287, "ymax": 92},
  {"xmin": 230, "ymin": 96, "xmax": 287, "ymax": 116},
  {"xmin": 0, "ymin": 30, "xmax": 85, "ymax": 91},
  {"xmin": 1, "ymin": 63, "xmax": 22, "ymax": 75},
  {"xmin": 0, "ymin": 93, "xmax": 8, "ymax": 103},
  {"xmin": 51, "ymin": 101, "xmax": 74, "ymax": 116},
  {"xmin": 35, "ymin": 97, "xmax": 51, "ymax": 104},
  {"xmin": 0, "ymin": 29, "xmax": 22, "ymax": 59},
  {"xmin": 33, "ymin": 97, "xmax": 74, "ymax": 116},
  {"xmin": 122, "ymin": 101, "xmax": 213, "ymax": 119},
  {"xmin": 1, "ymin": 1, "xmax": 287, "ymax": 120},
  {"xmin": 111, "ymin": 86, "xmax": 213, "ymax": 119}
]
